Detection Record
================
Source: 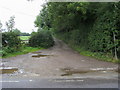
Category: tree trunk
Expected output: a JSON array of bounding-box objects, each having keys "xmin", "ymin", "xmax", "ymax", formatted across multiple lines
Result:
[{"xmin": 113, "ymin": 31, "xmax": 118, "ymax": 60}]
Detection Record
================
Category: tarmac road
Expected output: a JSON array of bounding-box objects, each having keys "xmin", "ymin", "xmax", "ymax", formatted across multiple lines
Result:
[
  {"xmin": 1, "ymin": 38, "xmax": 119, "ymax": 89},
  {"xmin": 1, "ymin": 77, "xmax": 118, "ymax": 88}
]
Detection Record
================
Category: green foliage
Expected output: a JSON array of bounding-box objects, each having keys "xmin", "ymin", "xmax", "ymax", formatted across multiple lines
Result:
[
  {"xmin": 2, "ymin": 32, "xmax": 21, "ymax": 48},
  {"xmin": 2, "ymin": 32, "xmax": 21, "ymax": 56},
  {"xmin": 6, "ymin": 16, "xmax": 15, "ymax": 32},
  {"xmin": 31, "ymin": 31, "xmax": 37, "ymax": 36},
  {"xmin": 88, "ymin": 2, "xmax": 120, "ymax": 56},
  {"xmin": 34, "ymin": 5, "xmax": 51, "ymax": 30},
  {"xmin": 13, "ymin": 28, "xmax": 21, "ymax": 36},
  {"xmin": 29, "ymin": 30, "xmax": 54, "ymax": 48},
  {"xmin": 2, "ymin": 46, "xmax": 43, "ymax": 58},
  {"xmin": 2, "ymin": 47, "xmax": 16, "ymax": 56},
  {"xmin": 0, "ymin": 20, "xmax": 2, "ymax": 31},
  {"xmin": 35, "ymin": 2, "xmax": 120, "ymax": 61},
  {"xmin": 20, "ymin": 32, "xmax": 30, "ymax": 36},
  {"xmin": 70, "ymin": 45, "xmax": 119, "ymax": 63}
]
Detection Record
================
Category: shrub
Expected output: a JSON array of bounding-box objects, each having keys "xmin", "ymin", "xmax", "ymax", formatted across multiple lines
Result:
[
  {"xmin": 29, "ymin": 30, "xmax": 54, "ymax": 48},
  {"xmin": 2, "ymin": 32, "xmax": 21, "ymax": 48},
  {"xmin": 2, "ymin": 47, "xmax": 16, "ymax": 56},
  {"xmin": 2, "ymin": 32, "xmax": 21, "ymax": 56}
]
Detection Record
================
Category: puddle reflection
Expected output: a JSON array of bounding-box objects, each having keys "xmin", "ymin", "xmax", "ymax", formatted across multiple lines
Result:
[
  {"xmin": 0, "ymin": 67, "xmax": 18, "ymax": 74},
  {"xmin": 32, "ymin": 54, "xmax": 52, "ymax": 58},
  {"xmin": 60, "ymin": 67, "xmax": 118, "ymax": 76}
]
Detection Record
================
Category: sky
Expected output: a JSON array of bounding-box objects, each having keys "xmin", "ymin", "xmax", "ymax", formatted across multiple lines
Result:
[{"xmin": 0, "ymin": 0, "xmax": 46, "ymax": 33}]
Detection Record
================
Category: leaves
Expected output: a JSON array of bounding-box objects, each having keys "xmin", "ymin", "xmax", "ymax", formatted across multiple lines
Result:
[
  {"xmin": 35, "ymin": 2, "xmax": 120, "ymax": 59},
  {"xmin": 29, "ymin": 30, "xmax": 54, "ymax": 48}
]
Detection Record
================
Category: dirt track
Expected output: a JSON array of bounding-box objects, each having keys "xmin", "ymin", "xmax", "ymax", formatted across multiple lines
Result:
[{"xmin": 2, "ymin": 38, "xmax": 118, "ymax": 78}]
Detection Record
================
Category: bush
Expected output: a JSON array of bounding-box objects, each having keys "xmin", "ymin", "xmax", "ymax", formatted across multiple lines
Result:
[
  {"xmin": 29, "ymin": 30, "xmax": 54, "ymax": 48},
  {"xmin": 2, "ymin": 47, "xmax": 16, "ymax": 56},
  {"xmin": 2, "ymin": 32, "xmax": 21, "ymax": 56},
  {"xmin": 2, "ymin": 32, "xmax": 21, "ymax": 48}
]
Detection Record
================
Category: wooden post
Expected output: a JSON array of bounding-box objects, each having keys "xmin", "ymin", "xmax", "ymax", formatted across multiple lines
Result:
[{"xmin": 113, "ymin": 31, "xmax": 118, "ymax": 60}]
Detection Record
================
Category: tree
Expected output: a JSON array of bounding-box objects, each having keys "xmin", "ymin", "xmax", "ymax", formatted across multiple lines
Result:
[
  {"xmin": 20, "ymin": 32, "xmax": 30, "ymax": 36},
  {"xmin": 13, "ymin": 28, "xmax": 21, "ymax": 36},
  {"xmin": 34, "ymin": 5, "xmax": 51, "ymax": 31},
  {"xmin": 6, "ymin": 16, "xmax": 15, "ymax": 32},
  {"xmin": 2, "ymin": 32, "xmax": 21, "ymax": 48},
  {"xmin": 0, "ymin": 21, "xmax": 2, "ymax": 32},
  {"xmin": 29, "ymin": 30, "xmax": 54, "ymax": 48},
  {"xmin": 35, "ymin": 2, "xmax": 120, "ymax": 60}
]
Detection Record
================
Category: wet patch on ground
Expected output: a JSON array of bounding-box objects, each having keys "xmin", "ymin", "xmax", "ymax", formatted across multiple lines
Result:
[
  {"xmin": 0, "ymin": 67, "xmax": 18, "ymax": 74},
  {"xmin": 31, "ymin": 54, "xmax": 53, "ymax": 58},
  {"xmin": 60, "ymin": 67, "xmax": 118, "ymax": 76},
  {"xmin": 61, "ymin": 67, "xmax": 89, "ymax": 76},
  {"xmin": 31, "ymin": 51, "xmax": 42, "ymax": 54},
  {"xmin": 115, "ymin": 68, "xmax": 120, "ymax": 73}
]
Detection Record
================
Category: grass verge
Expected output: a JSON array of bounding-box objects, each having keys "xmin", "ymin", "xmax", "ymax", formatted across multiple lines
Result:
[
  {"xmin": 2, "ymin": 46, "xmax": 44, "ymax": 58},
  {"xmin": 55, "ymin": 35, "xmax": 120, "ymax": 63},
  {"xmin": 70, "ymin": 45, "xmax": 120, "ymax": 63}
]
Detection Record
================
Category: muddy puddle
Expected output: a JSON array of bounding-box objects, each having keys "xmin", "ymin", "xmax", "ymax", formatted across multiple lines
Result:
[
  {"xmin": 61, "ymin": 68, "xmax": 89, "ymax": 76},
  {"xmin": 32, "ymin": 54, "xmax": 52, "ymax": 58},
  {"xmin": 0, "ymin": 67, "xmax": 18, "ymax": 74},
  {"xmin": 60, "ymin": 67, "xmax": 118, "ymax": 76},
  {"xmin": 32, "ymin": 51, "xmax": 42, "ymax": 54}
]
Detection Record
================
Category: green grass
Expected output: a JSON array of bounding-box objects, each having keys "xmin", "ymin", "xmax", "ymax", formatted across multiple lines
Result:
[
  {"xmin": 55, "ymin": 35, "xmax": 119, "ymax": 63},
  {"xmin": 19, "ymin": 36, "xmax": 30, "ymax": 40},
  {"xmin": 70, "ymin": 45, "xmax": 120, "ymax": 63},
  {"xmin": 2, "ymin": 46, "xmax": 44, "ymax": 58}
]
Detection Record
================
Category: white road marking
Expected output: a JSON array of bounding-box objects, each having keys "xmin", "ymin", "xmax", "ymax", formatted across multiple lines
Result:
[
  {"xmin": 54, "ymin": 79, "xmax": 84, "ymax": 82},
  {"xmin": 90, "ymin": 68, "xmax": 104, "ymax": 71},
  {"xmin": 29, "ymin": 80, "xmax": 33, "ymax": 82},
  {"xmin": 90, "ymin": 67, "xmax": 118, "ymax": 72},
  {"xmin": 0, "ymin": 81, "xmax": 19, "ymax": 82},
  {"xmin": 102, "ymin": 71, "xmax": 107, "ymax": 73}
]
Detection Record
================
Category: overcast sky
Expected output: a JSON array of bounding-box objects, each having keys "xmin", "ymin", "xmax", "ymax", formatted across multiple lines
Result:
[{"xmin": 0, "ymin": 0, "xmax": 45, "ymax": 33}]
